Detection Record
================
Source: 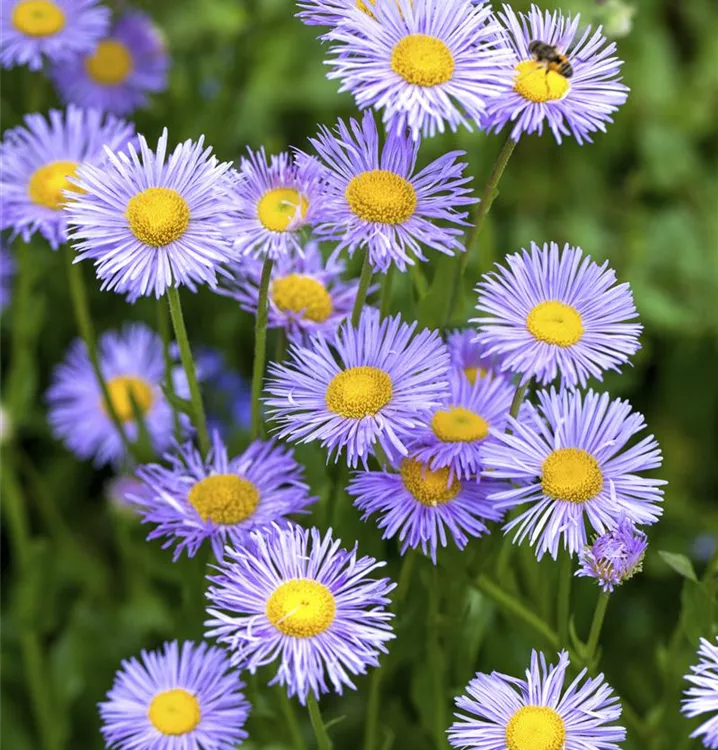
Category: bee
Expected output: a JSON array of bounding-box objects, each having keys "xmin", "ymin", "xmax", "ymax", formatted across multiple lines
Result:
[{"xmin": 528, "ymin": 40, "xmax": 574, "ymax": 79}]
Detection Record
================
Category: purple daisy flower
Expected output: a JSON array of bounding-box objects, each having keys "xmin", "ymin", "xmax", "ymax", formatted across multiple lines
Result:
[
  {"xmin": 325, "ymin": 0, "xmax": 514, "ymax": 141},
  {"xmin": 449, "ymin": 649, "xmax": 625, "ymax": 750},
  {"xmin": 297, "ymin": 111, "xmax": 476, "ymax": 272},
  {"xmin": 683, "ymin": 637, "xmax": 718, "ymax": 749},
  {"xmin": 265, "ymin": 308, "xmax": 450, "ymax": 467},
  {"xmin": 482, "ymin": 387, "xmax": 665, "ymax": 560},
  {"xmin": 0, "ymin": 106, "xmax": 135, "ymax": 250},
  {"xmin": 129, "ymin": 430, "xmax": 316, "ymax": 560},
  {"xmin": 484, "ymin": 4, "xmax": 630, "ymax": 144},
  {"xmin": 50, "ymin": 11, "xmax": 169, "ymax": 116},
  {"xmin": 472, "ymin": 241, "xmax": 642, "ymax": 388},
  {"xmin": 100, "ymin": 640, "xmax": 250, "ymax": 750},
  {"xmin": 46, "ymin": 323, "xmax": 185, "ymax": 467},
  {"xmin": 447, "ymin": 328, "xmax": 506, "ymax": 385},
  {"xmin": 348, "ymin": 455, "xmax": 506, "ymax": 562},
  {"xmin": 0, "ymin": 243, "xmax": 15, "ymax": 311},
  {"xmin": 66, "ymin": 127, "xmax": 235, "ymax": 300},
  {"xmin": 1, "ymin": 0, "xmax": 109, "ymax": 71},
  {"xmin": 206, "ymin": 524, "xmax": 395, "ymax": 704}
]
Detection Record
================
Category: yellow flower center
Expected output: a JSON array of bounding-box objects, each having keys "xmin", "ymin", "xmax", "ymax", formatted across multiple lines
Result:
[
  {"xmin": 257, "ymin": 188, "xmax": 308, "ymax": 232},
  {"xmin": 125, "ymin": 187, "xmax": 190, "ymax": 248},
  {"xmin": 431, "ymin": 406, "xmax": 489, "ymax": 443},
  {"xmin": 325, "ymin": 366, "xmax": 393, "ymax": 419},
  {"xmin": 391, "ymin": 33, "xmax": 455, "ymax": 87},
  {"xmin": 148, "ymin": 688, "xmax": 201, "ymax": 736},
  {"xmin": 272, "ymin": 274, "xmax": 333, "ymax": 322},
  {"xmin": 514, "ymin": 60, "xmax": 570, "ymax": 103},
  {"xmin": 28, "ymin": 160, "xmax": 83, "ymax": 210},
  {"xmin": 266, "ymin": 579, "xmax": 336, "ymax": 637},
  {"xmin": 12, "ymin": 0, "xmax": 65, "ymax": 36},
  {"xmin": 187, "ymin": 474, "xmax": 260, "ymax": 525},
  {"xmin": 400, "ymin": 458, "xmax": 460, "ymax": 506},
  {"xmin": 526, "ymin": 300, "xmax": 584, "ymax": 347},
  {"xmin": 541, "ymin": 448, "xmax": 603, "ymax": 504},
  {"xmin": 356, "ymin": 0, "xmax": 375, "ymax": 13},
  {"xmin": 85, "ymin": 39, "xmax": 134, "ymax": 85},
  {"xmin": 463, "ymin": 366, "xmax": 488, "ymax": 385},
  {"xmin": 345, "ymin": 170, "xmax": 417, "ymax": 225},
  {"xmin": 104, "ymin": 376, "xmax": 154, "ymax": 422},
  {"xmin": 505, "ymin": 705, "xmax": 566, "ymax": 750}
]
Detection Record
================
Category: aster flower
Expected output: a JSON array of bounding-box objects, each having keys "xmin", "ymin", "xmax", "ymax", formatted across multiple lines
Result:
[
  {"xmin": 129, "ymin": 431, "xmax": 316, "ymax": 560},
  {"xmin": 447, "ymin": 328, "xmax": 505, "ymax": 385},
  {"xmin": 683, "ymin": 637, "xmax": 718, "ymax": 749},
  {"xmin": 298, "ymin": 111, "xmax": 476, "ymax": 272},
  {"xmin": 0, "ymin": 106, "xmax": 135, "ymax": 249},
  {"xmin": 100, "ymin": 640, "xmax": 250, "ymax": 750},
  {"xmin": 482, "ymin": 387, "xmax": 665, "ymax": 560},
  {"xmin": 449, "ymin": 649, "xmax": 625, "ymax": 750},
  {"xmin": 51, "ymin": 11, "xmax": 169, "ymax": 116},
  {"xmin": 325, "ymin": 0, "xmax": 514, "ymax": 141},
  {"xmin": 297, "ymin": 0, "xmax": 370, "ymax": 26},
  {"xmin": 47, "ymin": 323, "xmax": 184, "ymax": 467},
  {"xmin": 1, "ymin": 0, "xmax": 110, "ymax": 71},
  {"xmin": 265, "ymin": 308, "xmax": 450, "ymax": 467},
  {"xmin": 66, "ymin": 127, "xmax": 235, "ymax": 299},
  {"xmin": 206, "ymin": 524, "xmax": 395, "ymax": 704},
  {"xmin": 0, "ymin": 244, "xmax": 15, "ymax": 311},
  {"xmin": 472, "ymin": 241, "xmax": 642, "ymax": 388},
  {"xmin": 484, "ymin": 4, "xmax": 630, "ymax": 144}
]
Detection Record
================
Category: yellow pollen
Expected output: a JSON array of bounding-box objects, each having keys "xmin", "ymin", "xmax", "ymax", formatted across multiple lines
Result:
[
  {"xmin": 527, "ymin": 300, "xmax": 584, "ymax": 347},
  {"xmin": 103, "ymin": 375, "xmax": 154, "ymax": 422},
  {"xmin": 148, "ymin": 689, "xmax": 201, "ymax": 736},
  {"xmin": 400, "ymin": 458, "xmax": 460, "ymax": 506},
  {"xmin": 257, "ymin": 188, "xmax": 308, "ymax": 232},
  {"xmin": 325, "ymin": 366, "xmax": 393, "ymax": 419},
  {"xmin": 345, "ymin": 170, "xmax": 416, "ymax": 225},
  {"xmin": 541, "ymin": 448, "xmax": 603, "ymax": 504},
  {"xmin": 356, "ymin": 0, "xmax": 375, "ymax": 13},
  {"xmin": 85, "ymin": 39, "xmax": 134, "ymax": 85},
  {"xmin": 187, "ymin": 474, "xmax": 260, "ymax": 525},
  {"xmin": 271, "ymin": 274, "xmax": 333, "ymax": 322},
  {"xmin": 464, "ymin": 366, "xmax": 488, "ymax": 385},
  {"xmin": 28, "ymin": 160, "xmax": 83, "ymax": 210},
  {"xmin": 391, "ymin": 33, "xmax": 455, "ymax": 87},
  {"xmin": 514, "ymin": 60, "xmax": 570, "ymax": 103},
  {"xmin": 12, "ymin": 0, "xmax": 65, "ymax": 36},
  {"xmin": 125, "ymin": 187, "xmax": 190, "ymax": 247},
  {"xmin": 266, "ymin": 579, "xmax": 336, "ymax": 637},
  {"xmin": 431, "ymin": 406, "xmax": 489, "ymax": 443},
  {"xmin": 506, "ymin": 705, "xmax": 566, "ymax": 750}
]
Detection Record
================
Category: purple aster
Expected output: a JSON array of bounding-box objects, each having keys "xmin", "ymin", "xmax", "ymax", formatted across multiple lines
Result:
[
  {"xmin": 265, "ymin": 308, "xmax": 450, "ymax": 467},
  {"xmin": 449, "ymin": 649, "xmax": 625, "ymax": 750},
  {"xmin": 1, "ymin": 0, "xmax": 109, "ymax": 71},
  {"xmin": 0, "ymin": 105, "xmax": 135, "ymax": 250},
  {"xmin": 325, "ymin": 0, "xmax": 513, "ymax": 141},
  {"xmin": 50, "ymin": 11, "xmax": 169, "ymax": 116},
  {"xmin": 484, "ymin": 4, "xmax": 630, "ymax": 144},
  {"xmin": 65, "ymin": 127, "xmax": 235, "ymax": 300},
  {"xmin": 298, "ymin": 112, "xmax": 476, "ymax": 272},
  {"xmin": 482, "ymin": 387, "xmax": 665, "ymax": 560},
  {"xmin": 206, "ymin": 524, "xmax": 395, "ymax": 704},
  {"xmin": 447, "ymin": 328, "xmax": 507, "ymax": 385},
  {"xmin": 99, "ymin": 640, "xmax": 250, "ymax": 750},
  {"xmin": 472, "ymin": 241, "xmax": 642, "ymax": 388},
  {"xmin": 0, "ymin": 243, "xmax": 15, "ymax": 311},
  {"xmin": 683, "ymin": 637, "xmax": 718, "ymax": 749},
  {"xmin": 128, "ymin": 430, "xmax": 316, "ymax": 560},
  {"xmin": 576, "ymin": 516, "xmax": 647, "ymax": 593}
]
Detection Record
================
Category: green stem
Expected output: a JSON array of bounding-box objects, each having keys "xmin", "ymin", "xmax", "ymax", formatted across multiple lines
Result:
[
  {"xmin": 251, "ymin": 257, "xmax": 274, "ymax": 441},
  {"xmin": 157, "ymin": 298, "xmax": 182, "ymax": 442},
  {"xmin": 7, "ymin": 243, "xmax": 35, "ymax": 425},
  {"xmin": 306, "ymin": 693, "xmax": 332, "ymax": 750},
  {"xmin": 509, "ymin": 381, "xmax": 529, "ymax": 420},
  {"xmin": 428, "ymin": 566, "xmax": 448, "ymax": 749},
  {"xmin": 584, "ymin": 593, "xmax": 610, "ymax": 668},
  {"xmin": 166, "ymin": 286, "xmax": 210, "ymax": 456},
  {"xmin": 557, "ymin": 553, "xmax": 573, "ymax": 646},
  {"xmin": 330, "ymin": 462, "xmax": 349, "ymax": 533},
  {"xmin": 363, "ymin": 668, "xmax": 383, "ymax": 750},
  {"xmin": 274, "ymin": 328, "xmax": 287, "ymax": 363},
  {"xmin": 395, "ymin": 551, "xmax": 416, "ymax": 605},
  {"xmin": 351, "ymin": 250, "xmax": 373, "ymax": 327},
  {"xmin": 277, "ymin": 688, "xmax": 307, "ymax": 750},
  {"xmin": 379, "ymin": 266, "xmax": 394, "ymax": 319}
]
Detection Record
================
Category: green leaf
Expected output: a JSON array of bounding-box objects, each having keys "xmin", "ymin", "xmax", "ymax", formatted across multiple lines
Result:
[
  {"xmin": 161, "ymin": 383, "xmax": 195, "ymax": 417},
  {"xmin": 658, "ymin": 551, "xmax": 698, "ymax": 582},
  {"xmin": 679, "ymin": 579, "xmax": 717, "ymax": 644}
]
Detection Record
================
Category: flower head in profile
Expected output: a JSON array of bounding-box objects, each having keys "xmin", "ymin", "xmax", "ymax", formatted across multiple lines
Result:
[
  {"xmin": 51, "ymin": 11, "xmax": 169, "ymax": 116},
  {"xmin": 206, "ymin": 524, "xmax": 395, "ymax": 704},
  {"xmin": 0, "ymin": 106, "xmax": 134, "ymax": 249},
  {"xmin": 66, "ymin": 128, "xmax": 235, "ymax": 299},
  {"xmin": 100, "ymin": 640, "xmax": 250, "ymax": 750},
  {"xmin": 1, "ymin": 0, "xmax": 109, "ymax": 70},
  {"xmin": 129, "ymin": 431, "xmax": 316, "ymax": 560},
  {"xmin": 482, "ymin": 387, "xmax": 665, "ymax": 560},
  {"xmin": 449, "ymin": 649, "xmax": 625, "ymax": 750},
  {"xmin": 473, "ymin": 241, "xmax": 642, "ymax": 388},
  {"xmin": 0, "ymin": 244, "xmax": 15, "ymax": 311},
  {"xmin": 484, "ymin": 4, "xmax": 630, "ymax": 144},
  {"xmin": 265, "ymin": 309, "xmax": 450, "ymax": 467},
  {"xmin": 446, "ymin": 328, "xmax": 505, "ymax": 385},
  {"xmin": 683, "ymin": 637, "xmax": 718, "ymax": 749},
  {"xmin": 299, "ymin": 111, "xmax": 475, "ymax": 272}
]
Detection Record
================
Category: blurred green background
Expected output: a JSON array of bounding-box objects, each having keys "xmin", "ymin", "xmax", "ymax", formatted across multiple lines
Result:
[{"xmin": 2, "ymin": 0, "xmax": 718, "ymax": 748}]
